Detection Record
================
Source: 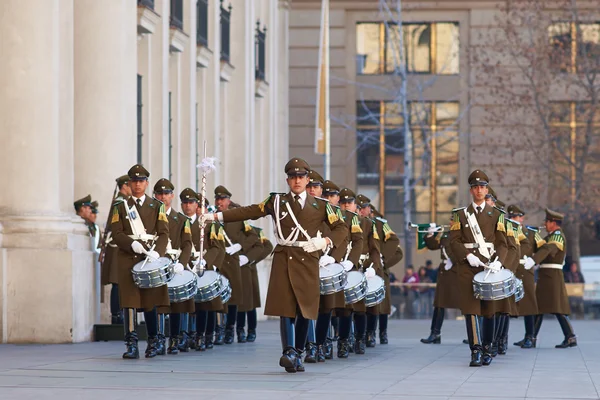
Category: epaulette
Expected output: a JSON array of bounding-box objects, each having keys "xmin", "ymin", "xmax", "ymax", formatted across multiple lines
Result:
[
  {"xmin": 548, "ymin": 231, "xmax": 564, "ymax": 251},
  {"xmin": 259, "ymin": 193, "xmax": 283, "ymax": 212},
  {"xmin": 452, "ymin": 207, "xmax": 466, "ymax": 212},
  {"xmin": 494, "ymin": 205, "xmax": 506, "ymax": 214},
  {"xmin": 526, "ymin": 225, "xmax": 539, "ymax": 232}
]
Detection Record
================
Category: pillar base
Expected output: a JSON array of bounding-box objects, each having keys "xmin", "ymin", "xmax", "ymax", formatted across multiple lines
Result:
[{"xmin": 0, "ymin": 214, "xmax": 94, "ymax": 343}]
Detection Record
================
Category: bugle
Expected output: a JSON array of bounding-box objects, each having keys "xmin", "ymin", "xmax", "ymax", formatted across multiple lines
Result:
[{"xmin": 407, "ymin": 222, "xmax": 450, "ymax": 233}]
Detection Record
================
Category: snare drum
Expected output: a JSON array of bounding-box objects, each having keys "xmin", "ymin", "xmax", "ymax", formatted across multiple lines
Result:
[
  {"xmin": 514, "ymin": 278, "xmax": 524, "ymax": 302},
  {"xmin": 194, "ymin": 270, "xmax": 223, "ymax": 303},
  {"xmin": 219, "ymin": 275, "xmax": 232, "ymax": 304},
  {"xmin": 365, "ymin": 276, "xmax": 386, "ymax": 307},
  {"xmin": 319, "ymin": 263, "xmax": 348, "ymax": 295},
  {"xmin": 344, "ymin": 271, "xmax": 367, "ymax": 304},
  {"xmin": 132, "ymin": 257, "xmax": 173, "ymax": 288},
  {"xmin": 472, "ymin": 269, "xmax": 515, "ymax": 301},
  {"xmin": 168, "ymin": 270, "xmax": 198, "ymax": 303}
]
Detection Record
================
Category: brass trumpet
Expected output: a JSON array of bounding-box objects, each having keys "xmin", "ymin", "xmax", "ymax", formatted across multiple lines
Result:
[{"xmin": 407, "ymin": 222, "xmax": 450, "ymax": 233}]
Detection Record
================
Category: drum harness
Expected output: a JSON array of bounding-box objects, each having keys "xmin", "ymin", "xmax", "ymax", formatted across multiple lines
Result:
[
  {"xmin": 271, "ymin": 194, "xmax": 313, "ymax": 248},
  {"xmin": 124, "ymin": 199, "xmax": 158, "ymax": 269},
  {"xmin": 463, "ymin": 209, "xmax": 498, "ymax": 277}
]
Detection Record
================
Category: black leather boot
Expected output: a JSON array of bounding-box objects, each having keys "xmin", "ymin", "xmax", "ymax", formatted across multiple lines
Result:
[
  {"xmin": 337, "ymin": 339, "xmax": 350, "ymax": 358},
  {"xmin": 224, "ymin": 327, "xmax": 235, "ymax": 344},
  {"xmin": 482, "ymin": 344, "xmax": 493, "ymax": 366},
  {"xmin": 316, "ymin": 345, "xmax": 325, "ymax": 362},
  {"xmin": 555, "ymin": 336, "xmax": 577, "ymax": 348},
  {"xmin": 514, "ymin": 337, "xmax": 526, "ymax": 347},
  {"xmin": 366, "ymin": 330, "xmax": 376, "ymax": 348},
  {"xmin": 304, "ymin": 342, "xmax": 317, "ymax": 363},
  {"xmin": 279, "ymin": 347, "xmax": 299, "ymax": 373},
  {"xmin": 122, "ymin": 309, "xmax": 139, "ymax": 359},
  {"xmin": 156, "ymin": 314, "xmax": 166, "ymax": 356},
  {"xmin": 348, "ymin": 332, "xmax": 355, "ymax": 353},
  {"xmin": 354, "ymin": 334, "xmax": 366, "ymax": 355},
  {"xmin": 324, "ymin": 338, "xmax": 333, "ymax": 360},
  {"xmin": 279, "ymin": 317, "xmax": 299, "ymax": 373},
  {"xmin": 466, "ymin": 315, "xmax": 482, "ymax": 367},
  {"xmin": 145, "ymin": 336, "xmax": 159, "ymax": 358},
  {"xmin": 555, "ymin": 314, "xmax": 577, "ymax": 348},
  {"xmin": 422, "ymin": 307, "xmax": 443, "ymax": 344},
  {"xmin": 421, "ymin": 332, "xmax": 441, "ymax": 344},
  {"xmin": 247, "ymin": 329, "xmax": 256, "ymax": 342},
  {"xmin": 295, "ymin": 349, "xmax": 306, "ymax": 372},
  {"xmin": 379, "ymin": 330, "xmax": 388, "ymax": 345},
  {"xmin": 167, "ymin": 337, "xmax": 179, "ymax": 354},
  {"xmin": 214, "ymin": 313, "xmax": 225, "ymax": 345},
  {"xmin": 237, "ymin": 327, "xmax": 247, "ymax": 343},
  {"xmin": 195, "ymin": 334, "xmax": 206, "ymax": 351},
  {"xmin": 188, "ymin": 314, "xmax": 197, "ymax": 350},
  {"xmin": 521, "ymin": 335, "xmax": 534, "ymax": 349},
  {"xmin": 188, "ymin": 331, "xmax": 198, "ymax": 350},
  {"xmin": 470, "ymin": 349, "xmax": 482, "ymax": 367},
  {"xmin": 178, "ymin": 332, "xmax": 190, "ymax": 352},
  {"xmin": 205, "ymin": 333, "xmax": 214, "ymax": 349}
]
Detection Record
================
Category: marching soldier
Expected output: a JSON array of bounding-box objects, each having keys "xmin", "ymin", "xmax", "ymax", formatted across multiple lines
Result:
[
  {"xmin": 449, "ymin": 170, "xmax": 508, "ymax": 367},
  {"xmin": 203, "ymin": 158, "xmax": 348, "ymax": 373},
  {"xmin": 153, "ymin": 180, "xmax": 193, "ymax": 355},
  {"xmin": 110, "ymin": 164, "xmax": 170, "ymax": 359},
  {"xmin": 101, "ymin": 175, "xmax": 132, "ymax": 324},
  {"xmin": 508, "ymin": 204, "xmax": 540, "ymax": 349},
  {"xmin": 523, "ymin": 209, "xmax": 577, "ymax": 348},
  {"xmin": 189, "ymin": 194, "xmax": 227, "ymax": 351},
  {"xmin": 420, "ymin": 215, "xmax": 460, "ymax": 344},
  {"xmin": 214, "ymin": 186, "xmax": 258, "ymax": 344}
]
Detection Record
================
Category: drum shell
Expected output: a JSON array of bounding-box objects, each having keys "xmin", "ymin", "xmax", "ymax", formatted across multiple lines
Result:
[
  {"xmin": 344, "ymin": 271, "xmax": 367, "ymax": 305},
  {"xmin": 194, "ymin": 271, "xmax": 223, "ymax": 303},
  {"xmin": 319, "ymin": 264, "xmax": 348, "ymax": 295},
  {"xmin": 514, "ymin": 278, "xmax": 524, "ymax": 302},
  {"xmin": 117, "ymin": 253, "xmax": 170, "ymax": 310},
  {"xmin": 472, "ymin": 269, "xmax": 515, "ymax": 301},
  {"xmin": 168, "ymin": 270, "xmax": 198, "ymax": 303},
  {"xmin": 219, "ymin": 275, "xmax": 232, "ymax": 304},
  {"xmin": 132, "ymin": 257, "xmax": 174, "ymax": 289},
  {"xmin": 365, "ymin": 276, "xmax": 386, "ymax": 308}
]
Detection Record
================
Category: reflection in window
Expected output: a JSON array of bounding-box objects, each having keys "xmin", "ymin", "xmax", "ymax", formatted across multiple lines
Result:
[
  {"xmin": 549, "ymin": 22, "xmax": 600, "ymax": 73},
  {"xmin": 355, "ymin": 100, "xmax": 460, "ymax": 221},
  {"xmin": 356, "ymin": 22, "xmax": 459, "ymax": 75}
]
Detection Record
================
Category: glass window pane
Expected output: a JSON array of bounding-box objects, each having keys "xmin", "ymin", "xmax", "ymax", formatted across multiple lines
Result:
[
  {"xmin": 549, "ymin": 102, "xmax": 571, "ymax": 124},
  {"xmin": 548, "ymin": 22, "xmax": 572, "ymax": 72},
  {"xmin": 404, "ymin": 24, "xmax": 431, "ymax": 73},
  {"xmin": 385, "ymin": 23, "xmax": 402, "ymax": 73},
  {"xmin": 410, "ymin": 102, "xmax": 432, "ymax": 128},
  {"xmin": 357, "ymin": 129, "xmax": 381, "ymax": 186},
  {"xmin": 384, "ymin": 101, "xmax": 404, "ymax": 126},
  {"xmin": 385, "ymin": 131, "xmax": 404, "ymax": 186},
  {"xmin": 435, "ymin": 23, "xmax": 459, "ymax": 75},
  {"xmin": 356, "ymin": 100, "xmax": 381, "ymax": 127},
  {"xmin": 356, "ymin": 23, "xmax": 381, "ymax": 74},
  {"xmin": 577, "ymin": 23, "xmax": 600, "ymax": 73},
  {"xmin": 435, "ymin": 102, "xmax": 459, "ymax": 125}
]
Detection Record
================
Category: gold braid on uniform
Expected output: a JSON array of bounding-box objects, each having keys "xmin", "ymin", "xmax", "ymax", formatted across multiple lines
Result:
[
  {"xmin": 111, "ymin": 205, "xmax": 120, "ymax": 224},
  {"xmin": 506, "ymin": 220, "xmax": 514, "ymax": 237},
  {"xmin": 326, "ymin": 203, "xmax": 339, "ymax": 224},
  {"xmin": 243, "ymin": 220, "xmax": 252, "ymax": 232},
  {"xmin": 217, "ymin": 225, "xmax": 225, "ymax": 241},
  {"xmin": 158, "ymin": 203, "xmax": 168, "ymax": 223},
  {"xmin": 517, "ymin": 226, "xmax": 527, "ymax": 242},
  {"xmin": 351, "ymin": 215, "xmax": 362, "ymax": 233},
  {"xmin": 372, "ymin": 220, "xmax": 380, "ymax": 240},
  {"xmin": 497, "ymin": 213, "xmax": 506, "ymax": 232},
  {"xmin": 258, "ymin": 194, "xmax": 273, "ymax": 213},
  {"xmin": 547, "ymin": 232, "xmax": 565, "ymax": 251},
  {"xmin": 534, "ymin": 232, "xmax": 546, "ymax": 248},
  {"xmin": 184, "ymin": 219, "xmax": 192, "ymax": 234},
  {"xmin": 382, "ymin": 222, "xmax": 395, "ymax": 241},
  {"xmin": 451, "ymin": 211, "xmax": 461, "ymax": 231},
  {"xmin": 336, "ymin": 206, "xmax": 344, "ymax": 220},
  {"xmin": 210, "ymin": 223, "xmax": 218, "ymax": 240}
]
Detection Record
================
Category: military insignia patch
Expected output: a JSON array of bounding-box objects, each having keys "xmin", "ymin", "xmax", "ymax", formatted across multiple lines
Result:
[
  {"xmin": 351, "ymin": 215, "xmax": 362, "ymax": 233},
  {"xmin": 184, "ymin": 220, "xmax": 191, "ymax": 235},
  {"xmin": 111, "ymin": 207, "xmax": 120, "ymax": 224}
]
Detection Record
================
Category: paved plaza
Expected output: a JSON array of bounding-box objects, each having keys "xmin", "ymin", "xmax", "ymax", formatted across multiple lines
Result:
[{"xmin": 1, "ymin": 319, "xmax": 599, "ymax": 400}]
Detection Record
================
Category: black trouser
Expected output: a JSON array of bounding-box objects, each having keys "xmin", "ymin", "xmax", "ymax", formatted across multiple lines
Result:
[
  {"xmin": 144, "ymin": 308, "xmax": 158, "ymax": 337},
  {"xmin": 331, "ymin": 315, "xmax": 339, "ymax": 336},
  {"xmin": 354, "ymin": 313, "xmax": 367, "ymax": 340},
  {"xmin": 236, "ymin": 310, "xmax": 246, "ymax": 329},
  {"xmin": 524, "ymin": 315, "xmax": 535, "ymax": 337},
  {"xmin": 534, "ymin": 314, "xmax": 575, "ymax": 338},
  {"xmin": 169, "ymin": 313, "xmax": 180, "ymax": 338},
  {"xmin": 110, "ymin": 284, "xmax": 120, "ymax": 316},
  {"xmin": 366, "ymin": 314, "xmax": 377, "ymax": 332},
  {"xmin": 280, "ymin": 313, "xmax": 310, "ymax": 352},
  {"xmin": 226, "ymin": 305, "xmax": 238, "ymax": 329},
  {"xmin": 379, "ymin": 314, "xmax": 388, "ymax": 332},
  {"xmin": 500, "ymin": 315, "xmax": 510, "ymax": 339},
  {"xmin": 430, "ymin": 307, "xmax": 445, "ymax": 335},
  {"xmin": 482, "ymin": 316, "xmax": 495, "ymax": 348},
  {"xmin": 196, "ymin": 310, "xmax": 208, "ymax": 334},
  {"xmin": 316, "ymin": 311, "xmax": 332, "ymax": 345},
  {"xmin": 465, "ymin": 314, "xmax": 482, "ymax": 351},
  {"xmin": 206, "ymin": 311, "xmax": 216, "ymax": 335},
  {"xmin": 247, "ymin": 309, "xmax": 257, "ymax": 331},
  {"xmin": 339, "ymin": 314, "xmax": 352, "ymax": 340}
]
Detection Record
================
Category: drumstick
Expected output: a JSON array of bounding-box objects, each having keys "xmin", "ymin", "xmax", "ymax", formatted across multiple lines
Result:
[{"xmin": 139, "ymin": 243, "xmax": 157, "ymax": 270}]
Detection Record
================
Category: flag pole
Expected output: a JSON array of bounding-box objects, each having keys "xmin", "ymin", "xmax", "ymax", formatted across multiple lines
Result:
[{"xmin": 315, "ymin": 0, "xmax": 330, "ymax": 179}]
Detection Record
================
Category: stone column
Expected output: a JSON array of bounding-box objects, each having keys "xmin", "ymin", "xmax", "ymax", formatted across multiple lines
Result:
[
  {"xmin": 0, "ymin": 0, "xmax": 93, "ymax": 343},
  {"xmin": 74, "ymin": 0, "xmax": 137, "ymax": 220}
]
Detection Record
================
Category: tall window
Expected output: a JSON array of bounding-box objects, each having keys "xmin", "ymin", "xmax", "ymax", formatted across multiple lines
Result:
[
  {"xmin": 197, "ymin": 0, "xmax": 209, "ymax": 47},
  {"xmin": 220, "ymin": 1, "xmax": 232, "ymax": 62},
  {"xmin": 549, "ymin": 22, "xmax": 600, "ymax": 73},
  {"xmin": 137, "ymin": 74, "xmax": 143, "ymax": 164},
  {"xmin": 548, "ymin": 102, "xmax": 600, "ymax": 207},
  {"xmin": 255, "ymin": 21, "xmax": 267, "ymax": 81},
  {"xmin": 356, "ymin": 101, "xmax": 460, "ymax": 225},
  {"xmin": 356, "ymin": 22, "xmax": 459, "ymax": 75}
]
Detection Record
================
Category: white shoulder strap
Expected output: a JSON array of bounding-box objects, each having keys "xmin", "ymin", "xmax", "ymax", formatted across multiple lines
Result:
[
  {"xmin": 124, "ymin": 200, "xmax": 148, "ymax": 238},
  {"xmin": 463, "ymin": 209, "xmax": 492, "ymax": 260}
]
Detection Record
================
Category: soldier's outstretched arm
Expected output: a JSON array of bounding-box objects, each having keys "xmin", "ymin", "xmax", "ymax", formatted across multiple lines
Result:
[{"xmin": 424, "ymin": 233, "xmax": 441, "ymax": 251}]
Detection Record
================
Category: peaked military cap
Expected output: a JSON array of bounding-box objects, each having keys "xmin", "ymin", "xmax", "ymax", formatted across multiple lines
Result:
[
  {"xmin": 154, "ymin": 178, "xmax": 174, "ymax": 194},
  {"xmin": 485, "ymin": 185, "xmax": 497, "ymax": 201},
  {"xmin": 214, "ymin": 185, "xmax": 232, "ymax": 199},
  {"xmin": 322, "ymin": 180, "xmax": 340, "ymax": 196},
  {"xmin": 74, "ymin": 194, "xmax": 92, "ymax": 211},
  {"xmin": 507, "ymin": 204, "xmax": 525, "ymax": 217},
  {"xmin": 545, "ymin": 208, "xmax": 564, "ymax": 222},
  {"xmin": 116, "ymin": 174, "xmax": 130, "ymax": 187},
  {"xmin": 307, "ymin": 170, "xmax": 324, "ymax": 186},
  {"xmin": 180, "ymin": 188, "xmax": 198, "ymax": 203},
  {"xmin": 356, "ymin": 194, "xmax": 371, "ymax": 208},
  {"xmin": 91, "ymin": 201, "xmax": 99, "ymax": 214},
  {"xmin": 339, "ymin": 188, "xmax": 356, "ymax": 203},
  {"xmin": 468, "ymin": 169, "xmax": 489, "ymax": 187},
  {"xmin": 284, "ymin": 157, "xmax": 310, "ymax": 176},
  {"xmin": 128, "ymin": 164, "xmax": 150, "ymax": 181}
]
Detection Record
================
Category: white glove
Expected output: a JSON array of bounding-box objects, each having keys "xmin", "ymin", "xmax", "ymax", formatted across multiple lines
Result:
[
  {"xmin": 202, "ymin": 213, "xmax": 216, "ymax": 223},
  {"xmin": 444, "ymin": 259, "xmax": 453, "ymax": 271},
  {"xmin": 524, "ymin": 257, "xmax": 535, "ymax": 270},
  {"xmin": 239, "ymin": 255, "xmax": 249, "ymax": 266},
  {"xmin": 365, "ymin": 266, "xmax": 376, "ymax": 279},
  {"xmin": 340, "ymin": 260, "xmax": 354, "ymax": 272},
  {"xmin": 146, "ymin": 250, "xmax": 160, "ymax": 261},
  {"xmin": 466, "ymin": 253, "xmax": 484, "ymax": 268},
  {"xmin": 173, "ymin": 262, "xmax": 184, "ymax": 275},
  {"xmin": 226, "ymin": 243, "xmax": 242, "ymax": 255},
  {"xmin": 301, "ymin": 237, "xmax": 329, "ymax": 253},
  {"xmin": 131, "ymin": 241, "xmax": 145, "ymax": 254},
  {"xmin": 319, "ymin": 255, "xmax": 336, "ymax": 268},
  {"xmin": 193, "ymin": 258, "xmax": 206, "ymax": 268},
  {"xmin": 486, "ymin": 260, "xmax": 503, "ymax": 273},
  {"xmin": 427, "ymin": 223, "xmax": 437, "ymax": 235}
]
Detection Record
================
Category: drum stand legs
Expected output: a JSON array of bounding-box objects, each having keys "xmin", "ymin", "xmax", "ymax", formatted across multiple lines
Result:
[
  {"xmin": 421, "ymin": 307, "xmax": 445, "ymax": 344},
  {"xmin": 465, "ymin": 314, "xmax": 482, "ymax": 367},
  {"xmin": 122, "ymin": 308, "xmax": 139, "ymax": 359}
]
